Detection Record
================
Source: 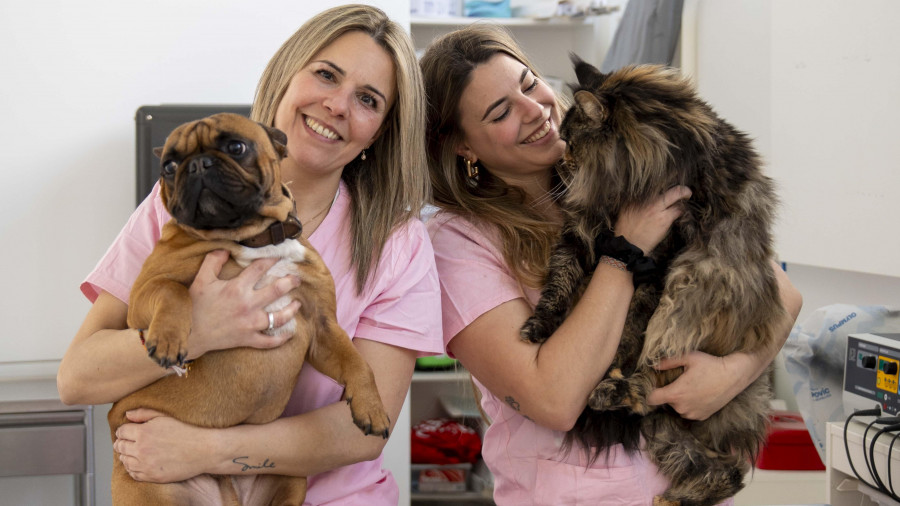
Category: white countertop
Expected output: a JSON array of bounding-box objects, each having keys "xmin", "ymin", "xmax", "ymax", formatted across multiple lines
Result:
[{"xmin": 0, "ymin": 360, "xmax": 62, "ymax": 404}]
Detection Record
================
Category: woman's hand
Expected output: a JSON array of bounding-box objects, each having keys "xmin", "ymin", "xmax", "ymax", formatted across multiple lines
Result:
[
  {"xmin": 614, "ymin": 185, "xmax": 692, "ymax": 254},
  {"xmin": 646, "ymin": 262, "xmax": 802, "ymax": 420},
  {"xmin": 113, "ymin": 409, "xmax": 214, "ymax": 483},
  {"xmin": 186, "ymin": 250, "xmax": 302, "ymax": 359},
  {"xmin": 645, "ymin": 351, "xmax": 754, "ymax": 420}
]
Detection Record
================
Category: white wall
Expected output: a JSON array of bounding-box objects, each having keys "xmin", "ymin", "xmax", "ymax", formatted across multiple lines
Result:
[{"xmin": 682, "ymin": 0, "xmax": 900, "ymax": 278}]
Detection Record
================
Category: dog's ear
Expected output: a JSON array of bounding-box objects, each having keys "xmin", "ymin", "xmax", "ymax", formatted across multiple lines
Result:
[
  {"xmin": 153, "ymin": 146, "xmax": 163, "ymax": 159},
  {"xmin": 260, "ymin": 124, "xmax": 288, "ymax": 159}
]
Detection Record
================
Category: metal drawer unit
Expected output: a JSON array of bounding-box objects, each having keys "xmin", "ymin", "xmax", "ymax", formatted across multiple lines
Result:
[{"xmin": 0, "ymin": 399, "xmax": 94, "ymax": 506}]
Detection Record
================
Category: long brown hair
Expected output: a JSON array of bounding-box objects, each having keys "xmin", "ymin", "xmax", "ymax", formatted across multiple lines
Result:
[
  {"xmin": 420, "ymin": 24, "xmax": 568, "ymax": 288},
  {"xmin": 252, "ymin": 4, "xmax": 428, "ymax": 293}
]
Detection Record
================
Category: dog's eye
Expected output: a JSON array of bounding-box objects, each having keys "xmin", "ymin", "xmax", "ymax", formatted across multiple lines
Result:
[
  {"xmin": 161, "ymin": 160, "xmax": 177, "ymax": 177},
  {"xmin": 227, "ymin": 141, "xmax": 247, "ymax": 156}
]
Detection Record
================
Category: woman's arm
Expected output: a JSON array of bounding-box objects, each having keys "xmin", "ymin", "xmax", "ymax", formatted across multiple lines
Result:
[
  {"xmin": 58, "ymin": 252, "xmax": 300, "ymax": 406},
  {"xmin": 450, "ymin": 263, "xmax": 635, "ymax": 431},
  {"xmin": 112, "ymin": 338, "xmax": 415, "ymax": 482},
  {"xmin": 646, "ymin": 261, "xmax": 803, "ymax": 420},
  {"xmin": 58, "ymin": 292, "xmax": 170, "ymax": 405},
  {"xmin": 448, "ymin": 186, "xmax": 692, "ymax": 432}
]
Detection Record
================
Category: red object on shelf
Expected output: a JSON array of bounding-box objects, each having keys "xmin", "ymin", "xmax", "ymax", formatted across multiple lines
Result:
[
  {"xmin": 755, "ymin": 410, "xmax": 825, "ymax": 471},
  {"xmin": 411, "ymin": 418, "xmax": 482, "ymax": 465}
]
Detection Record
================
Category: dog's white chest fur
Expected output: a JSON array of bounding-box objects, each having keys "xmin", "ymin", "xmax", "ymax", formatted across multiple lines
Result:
[{"xmin": 234, "ymin": 239, "xmax": 307, "ymax": 336}]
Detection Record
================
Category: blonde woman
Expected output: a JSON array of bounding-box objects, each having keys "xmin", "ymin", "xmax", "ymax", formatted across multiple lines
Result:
[{"xmin": 58, "ymin": 5, "xmax": 442, "ymax": 504}]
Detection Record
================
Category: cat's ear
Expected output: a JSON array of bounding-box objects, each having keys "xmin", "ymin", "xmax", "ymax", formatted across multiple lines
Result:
[
  {"xmin": 570, "ymin": 53, "xmax": 606, "ymax": 87},
  {"xmin": 574, "ymin": 90, "xmax": 606, "ymax": 123}
]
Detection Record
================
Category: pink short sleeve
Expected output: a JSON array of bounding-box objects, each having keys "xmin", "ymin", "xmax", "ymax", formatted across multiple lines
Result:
[
  {"xmin": 354, "ymin": 219, "xmax": 445, "ymax": 357},
  {"xmin": 426, "ymin": 213, "xmax": 528, "ymax": 355},
  {"xmin": 81, "ymin": 183, "xmax": 170, "ymax": 303}
]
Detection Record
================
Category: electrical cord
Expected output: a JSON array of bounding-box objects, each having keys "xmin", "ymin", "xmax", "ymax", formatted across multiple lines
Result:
[
  {"xmin": 866, "ymin": 422, "xmax": 900, "ymax": 500},
  {"xmin": 844, "ymin": 406, "xmax": 900, "ymax": 502},
  {"xmin": 889, "ymin": 431, "xmax": 900, "ymax": 497},
  {"xmin": 874, "ymin": 415, "xmax": 900, "ymax": 498},
  {"xmin": 844, "ymin": 406, "xmax": 883, "ymax": 491},
  {"xmin": 861, "ymin": 417, "xmax": 899, "ymax": 485},
  {"xmin": 863, "ymin": 417, "xmax": 879, "ymax": 484}
]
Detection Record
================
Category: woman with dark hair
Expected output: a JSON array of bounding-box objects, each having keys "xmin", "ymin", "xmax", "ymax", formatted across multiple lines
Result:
[{"xmin": 421, "ymin": 24, "xmax": 801, "ymax": 505}]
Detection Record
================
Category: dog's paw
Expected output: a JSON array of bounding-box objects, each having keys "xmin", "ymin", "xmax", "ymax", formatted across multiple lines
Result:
[
  {"xmin": 143, "ymin": 326, "xmax": 188, "ymax": 369},
  {"xmin": 345, "ymin": 392, "xmax": 391, "ymax": 439},
  {"xmin": 520, "ymin": 316, "xmax": 551, "ymax": 344}
]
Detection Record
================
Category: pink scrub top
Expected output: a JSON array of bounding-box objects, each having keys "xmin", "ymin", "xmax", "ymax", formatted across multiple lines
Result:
[
  {"xmin": 83, "ymin": 182, "xmax": 444, "ymax": 505},
  {"xmin": 427, "ymin": 212, "xmax": 734, "ymax": 506}
]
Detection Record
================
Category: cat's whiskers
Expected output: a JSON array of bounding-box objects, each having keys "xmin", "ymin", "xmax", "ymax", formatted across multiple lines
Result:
[{"xmin": 529, "ymin": 180, "xmax": 566, "ymax": 211}]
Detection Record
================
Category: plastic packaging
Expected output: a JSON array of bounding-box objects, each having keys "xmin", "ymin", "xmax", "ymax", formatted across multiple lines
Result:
[
  {"xmin": 465, "ymin": 0, "xmax": 512, "ymax": 17},
  {"xmin": 782, "ymin": 304, "xmax": 900, "ymax": 460}
]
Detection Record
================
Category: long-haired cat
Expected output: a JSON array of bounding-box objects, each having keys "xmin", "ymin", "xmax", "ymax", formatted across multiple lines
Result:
[{"xmin": 520, "ymin": 58, "xmax": 785, "ymax": 506}]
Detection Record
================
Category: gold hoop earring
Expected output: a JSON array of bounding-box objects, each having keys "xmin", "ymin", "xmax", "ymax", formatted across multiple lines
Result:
[
  {"xmin": 360, "ymin": 149, "xmax": 367, "ymax": 161},
  {"xmin": 465, "ymin": 158, "xmax": 479, "ymax": 179}
]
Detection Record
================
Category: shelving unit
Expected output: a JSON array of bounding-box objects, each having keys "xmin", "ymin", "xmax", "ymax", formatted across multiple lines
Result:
[
  {"xmin": 412, "ymin": 14, "xmax": 604, "ymax": 27},
  {"xmin": 409, "ymin": 369, "xmax": 480, "ymax": 443},
  {"xmin": 410, "ymin": 10, "xmax": 624, "ymax": 92},
  {"xmin": 411, "ymin": 490, "xmax": 494, "ymax": 505},
  {"xmin": 409, "ymin": 368, "xmax": 491, "ymax": 505}
]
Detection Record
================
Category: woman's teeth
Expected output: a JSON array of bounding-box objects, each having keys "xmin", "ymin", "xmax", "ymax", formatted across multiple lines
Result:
[
  {"xmin": 305, "ymin": 117, "xmax": 339, "ymax": 140},
  {"xmin": 523, "ymin": 121, "xmax": 551, "ymax": 144}
]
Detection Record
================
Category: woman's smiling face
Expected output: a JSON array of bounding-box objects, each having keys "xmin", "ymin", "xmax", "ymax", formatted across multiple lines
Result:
[
  {"xmin": 455, "ymin": 53, "xmax": 565, "ymax": 182},
  {"xmin": 274, "ymin": 30, "xmax": 396, "ymax": 176}
]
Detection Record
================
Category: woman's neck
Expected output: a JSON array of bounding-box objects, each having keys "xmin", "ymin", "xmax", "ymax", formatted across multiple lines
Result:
[
  {"xmin": 282, "ymin": 167, "xmax": 343, "ymax": 238},
  {"xmin": 500, "ymin": 167, "xmax": 563, "ymax": 224}
]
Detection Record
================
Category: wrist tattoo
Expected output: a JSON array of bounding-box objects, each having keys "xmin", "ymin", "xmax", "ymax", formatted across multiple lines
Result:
[
  {"xmin": 232, "ymin": 456, "xmax": 276, "ymax": 472},
  {"xmin": 505, "ymin": 395, "xmax": 534, "ymax": 422}
]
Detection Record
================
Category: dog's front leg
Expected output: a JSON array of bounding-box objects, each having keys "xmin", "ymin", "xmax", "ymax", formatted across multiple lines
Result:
[
  {"xmin": 128, "ymin": 278, "xmax": 193, "ymax": 368},
  {"xmin": 306, "ymin": 312, "xmax": 391, "ymax": 439}
]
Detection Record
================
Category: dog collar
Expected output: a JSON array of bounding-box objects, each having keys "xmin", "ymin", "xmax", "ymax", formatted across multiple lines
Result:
[{"xmin": 239, "ymin": 215, "xmax": 303, "ymax": 248}]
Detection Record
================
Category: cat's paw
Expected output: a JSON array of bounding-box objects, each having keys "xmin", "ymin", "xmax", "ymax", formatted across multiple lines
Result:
[
  {"xmin": 520, "ymin": 316, "xmax": 551, "ymax": 344},
  {"xmin": 588, "ymin": 378, "xmax": 626, "ymax": 411}
]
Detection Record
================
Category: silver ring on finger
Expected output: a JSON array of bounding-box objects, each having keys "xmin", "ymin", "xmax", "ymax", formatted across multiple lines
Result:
[{"xmin": 267, "ymin": 311, "xmax": 275, "ymax": 332}]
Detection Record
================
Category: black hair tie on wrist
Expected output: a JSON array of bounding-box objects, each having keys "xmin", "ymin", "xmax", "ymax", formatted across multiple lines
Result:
[{"xmin": 595, "ymin": 233, "xmax": 661, "ymax": 287}]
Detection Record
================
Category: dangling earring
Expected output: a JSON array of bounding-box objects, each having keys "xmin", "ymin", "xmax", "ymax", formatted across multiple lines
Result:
[
  {"xmin": 465, "ymin": 158, "xmax": 479, "ymax": 179},
  {"xmin": 360, "ymin": 149, "xmax": 367, "ymax": 161}
]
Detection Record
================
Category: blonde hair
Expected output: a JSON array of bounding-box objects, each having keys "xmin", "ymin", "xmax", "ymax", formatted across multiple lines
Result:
[
  {"xmin": 252, "ymin": 4, "xmax": 428, "ymax": 293},
  {"xmin": 421, "ymin": 24, "xmax": 569, "ymax": 288}
]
